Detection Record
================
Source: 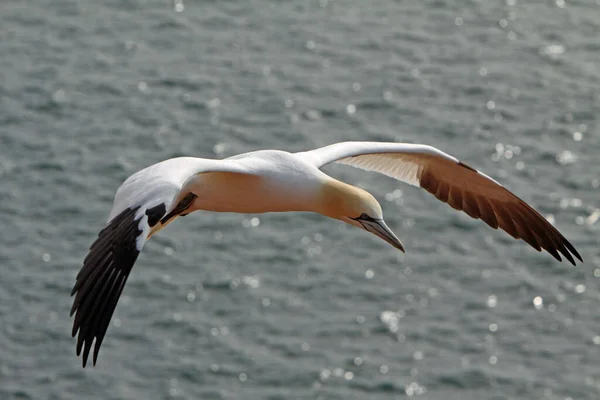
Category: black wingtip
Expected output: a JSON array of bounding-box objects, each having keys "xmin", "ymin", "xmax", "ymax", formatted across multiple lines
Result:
[
  {"xmin": 565, "ymin": 241, "xmax": 583, "ymax": 264},
  {"xmin": 558, "ymin": 246, "xmax": 576, "ymax": 266},
  {"xmin": 555, "ymin": 233, "xmax": 582, "ymax": 266},
  {"xmin": 71, "ymin": 206, "xmax": 146, "ymax": 368}
]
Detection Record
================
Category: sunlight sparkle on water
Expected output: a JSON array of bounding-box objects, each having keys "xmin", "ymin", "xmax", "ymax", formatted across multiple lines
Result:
[
  {"xmin": 405, "ymin": 382, "xmax": 426, "ymax": 396},
  {"xmin": 207, "ymin": 98, "xmax": 221, "ymax": 108},
  {"xmin": 319, "ymin": 368, "xmax": 331, "ymax": 381},
  {"xmin": 541, "ymin": 44, "xmax": 565, "ymax": 58},
  {"xmin": 187, "ymin": 291, "xmax": 195, "ymax": 302},
  {"xmin": 242, "ymin": 276, "xmax": 260, "ymax": 288},
  {"xmin": 586, "ymin": 210, "xmax": 600, "ymax": 225},
  {"xmin": 533, "ymin": 296, "xmax": 543, "ymax": 309},
  {"xmin": 492, "ymin": 143, "xmax": 521, "ymax": 162},
  {"xmin": 380, "ymin": 310, "xmax": 401, "ymax": 333},
  {"xmin": 556, "ymin": 150, "xmax": 577, "ymax": 165},
  {"xmin": 213, "ymin": 143, "xmax": 226, "ymax": 155}
]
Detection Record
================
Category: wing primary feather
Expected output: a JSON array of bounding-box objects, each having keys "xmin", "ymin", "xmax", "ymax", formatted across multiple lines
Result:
[
  {"xmin": 92, "ymin": 275, "xmax": 129, "ymax": 366},
  {"xmin": 541, "ymin": 227, "xmax": 575, "ymax": 266},
  {"xmin": 72, "ymin": 265, "xmax": 115, "ymax": 330},
  {"xmin": 80, "ymin": 269, "xmax": 120, "ymax": 329},
  {"xmin": 492, "ymin": 203, "xmax": 520, "ymax": 239},
  {"xmin": 462, "ymin": 192, "xmax": 481, "ymax": 219},
  {"xmin": 475, "ymin": 196, "xmax": 499, "ymax": 229},
  {"xmin": 75, "ymin": 249, "xmax": 112, "ymax": 291},
  {"xmin": 517, "ymin": 200, "xmax": 581, "ymax": 264},
  {"xmin": 562, "ymin": 238, "xmax": 583, "ymax": 263},
  {"xmin": 71, "ymin": 206, "xmax": 143, "ymax": 367},
  {"xmin": 71, "ymin": 252, "xmax": 112, "ymax": 311},
  {"xmin": 513, "ymin": 219, "xmax": 541, "ymax": 252},
  {"xmin": 81, "ymin": 271, "xmax": 123, "ymax": 367},
  {"xmin": 419, "ymin": 168, "xmax": 436, "ymax": 193},
  {"xmin": 447, "ymin": 187, "xmax": 463, "ymax": 211},
  {"xmin": 434, "ymin": 182, "xmax": 449, "ymax": 203}
]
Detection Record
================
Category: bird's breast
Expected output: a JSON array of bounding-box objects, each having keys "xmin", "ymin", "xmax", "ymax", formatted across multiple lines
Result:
[{"xmin": 190, "ymin": 171, "xmax": 316, "ymax": 214}]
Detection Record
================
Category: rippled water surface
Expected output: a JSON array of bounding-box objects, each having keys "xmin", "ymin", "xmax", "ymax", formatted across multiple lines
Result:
[{"xmin": 1, "ymin": 0, "xmax": 600, "ymax": 399}]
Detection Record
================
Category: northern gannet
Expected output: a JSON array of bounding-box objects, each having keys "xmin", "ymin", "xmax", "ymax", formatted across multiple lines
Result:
[{"xmin": 70, "ymin": 141, "xmax": 582, "ymax": 366}]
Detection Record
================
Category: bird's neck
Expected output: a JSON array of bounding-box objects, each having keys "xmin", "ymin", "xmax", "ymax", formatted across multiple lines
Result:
[{"xmin": 316, "ymin": 179, "xmax": 363, "ymax": 221}]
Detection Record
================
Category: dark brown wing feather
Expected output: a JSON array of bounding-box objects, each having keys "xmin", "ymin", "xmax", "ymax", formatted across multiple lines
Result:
[{"xmin": 418, "ymin": 160, "xmax": 581, "ymax": 265}]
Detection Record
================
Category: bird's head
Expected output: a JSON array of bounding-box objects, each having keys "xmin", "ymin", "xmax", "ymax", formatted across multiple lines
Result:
[{"xmin": 319, "ymin": 179, "xmax": 405, "ymax": 252}]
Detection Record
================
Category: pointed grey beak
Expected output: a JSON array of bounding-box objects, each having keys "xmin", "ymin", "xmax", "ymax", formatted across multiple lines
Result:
[{"xmin": 358, "ymin": 217, "xmax": 405, "ymax": 253}]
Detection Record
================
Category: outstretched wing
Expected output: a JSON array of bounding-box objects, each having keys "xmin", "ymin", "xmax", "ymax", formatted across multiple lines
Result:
[
  {"xmin": 296, "ymin": 141, "xmax": 582, "ymax": 265},
  {"xmin": 70, "ymin": 157, "xmax": 248, "ymax": 367}
]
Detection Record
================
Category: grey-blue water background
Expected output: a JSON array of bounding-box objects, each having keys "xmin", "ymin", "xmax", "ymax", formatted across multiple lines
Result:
[{"xmin": 1, "ymin": 0, "xmax": 600, "ymax": 399}]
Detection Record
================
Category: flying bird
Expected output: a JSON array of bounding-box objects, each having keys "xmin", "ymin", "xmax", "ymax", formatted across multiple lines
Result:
[{"xmin": 70, "ymin": 141, "xmax": 581, "ymax": 367}]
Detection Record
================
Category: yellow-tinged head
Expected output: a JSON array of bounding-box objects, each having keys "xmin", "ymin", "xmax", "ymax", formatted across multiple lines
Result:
[{"xmin": 318, "ymin": 179, "xmax": 405, "ymax": 252}]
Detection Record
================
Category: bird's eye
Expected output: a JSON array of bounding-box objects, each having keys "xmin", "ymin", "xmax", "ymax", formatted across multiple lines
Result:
[{"xmin": 351, "ymin": 213, "xmax": 372, "ymax": 221}]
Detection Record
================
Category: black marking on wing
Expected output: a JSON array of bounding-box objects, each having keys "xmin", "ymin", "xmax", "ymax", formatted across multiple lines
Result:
[
  {"xmin": 458, "ymin": 160, "xmax": 478, "ymax": 173},
  {"xmin": 70, "ymin": 207, "xmax": 143, "ymax": 367},
  {"xmin": 145, "ymin": 203, "xmax": 166, "ymax": 227},
  {"xmin": 159, "ymin": 192, "xmax": 197, "ymax": 224}
]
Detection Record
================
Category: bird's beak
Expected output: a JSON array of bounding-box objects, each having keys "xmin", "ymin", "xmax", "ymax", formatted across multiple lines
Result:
[{"xmin": 358, "ymin": 218, "xmax": 405, "ymax": 253}]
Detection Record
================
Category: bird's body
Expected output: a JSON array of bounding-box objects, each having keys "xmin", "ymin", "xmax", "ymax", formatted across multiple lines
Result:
[
  {"xmin": 184, "ymin": 150, "xmax": 329, "ymax": 214},
  {"xmin": 71, "ymin": 141, "xmax": 582, "ymax": 367}
]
